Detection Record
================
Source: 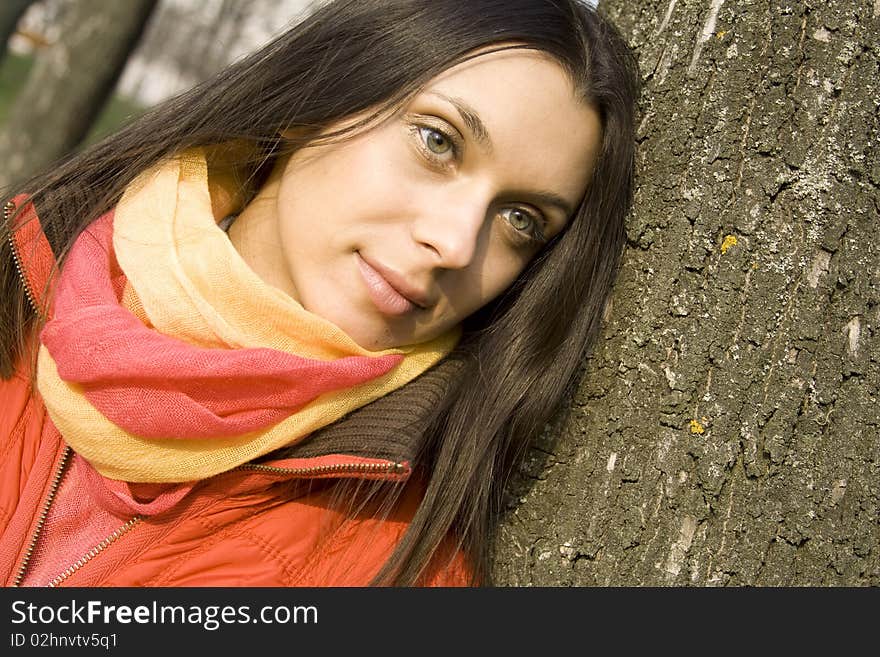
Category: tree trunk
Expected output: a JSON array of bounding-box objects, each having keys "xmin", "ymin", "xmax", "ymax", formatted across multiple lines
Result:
[
  {"xmin": 492, "ymin": 0, "xmax": 879, "ymax": 586},
  {"xmin": 0, "ymin": 0, "xmax": 158, "ymax": 190},
  {"xmin": 0, "ymin": 0, "xmax": 36, "ymax": 61}
]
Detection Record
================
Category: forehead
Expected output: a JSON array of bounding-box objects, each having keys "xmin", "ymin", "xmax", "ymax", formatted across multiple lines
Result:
[{"xmin": 417, "ymin": 49, "xmax": 602, "ymax": 208}]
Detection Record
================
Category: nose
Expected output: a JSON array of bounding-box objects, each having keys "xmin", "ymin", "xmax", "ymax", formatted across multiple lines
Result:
[{"xmin": 410, "ymin": 185, "xmax": 487, "ymax": 270}]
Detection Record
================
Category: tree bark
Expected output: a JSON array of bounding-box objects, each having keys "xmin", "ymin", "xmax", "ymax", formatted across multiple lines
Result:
[
  {"xmin": 492, "ymin": 0, "xmax": 879, "ymax": 585},
  {"xmin": 0, "ymin": 0, "xmax": 158, "ymax": 190}
]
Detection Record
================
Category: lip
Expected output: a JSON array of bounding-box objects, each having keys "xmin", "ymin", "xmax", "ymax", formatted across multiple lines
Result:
[{"xmin": 356, "ymin": 253, "xmax": 430, "ymax": 316}]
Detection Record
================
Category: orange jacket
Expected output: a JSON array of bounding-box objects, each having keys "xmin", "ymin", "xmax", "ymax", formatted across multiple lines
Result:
[{"xmin": 0, "ymin": 197, "xmax": 469, "ymax": 587}]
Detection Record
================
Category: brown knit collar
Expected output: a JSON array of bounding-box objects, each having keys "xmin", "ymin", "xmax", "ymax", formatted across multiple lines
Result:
[{"xmin": 259, "ymin": 353, "xmax": 465, "ymax": 466}]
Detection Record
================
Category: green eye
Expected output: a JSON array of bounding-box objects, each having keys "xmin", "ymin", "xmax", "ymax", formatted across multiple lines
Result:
[
  {"xmin": 501, "ymin": 207, "xmax": 547, "ymax": 244},
  {"xmin": 503, "ymin": 208, "xmax": 533, "ymax": 231},
  {"xmin": 420, "ymin": 127, "xmax": 452, "ymax": 155}
]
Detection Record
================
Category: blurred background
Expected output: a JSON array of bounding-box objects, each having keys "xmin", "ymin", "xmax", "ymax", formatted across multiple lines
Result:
[{"xmin": 0, "ymin": 0, "xmax": 323, "ymax": 189}]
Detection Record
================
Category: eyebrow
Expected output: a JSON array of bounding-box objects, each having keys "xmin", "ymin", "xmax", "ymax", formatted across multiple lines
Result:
[
  {"xmin": 517, "ymin": 190, "xmax": 576, "ymax": 219},
  {"xmin": 426, "ymin": 91, "xmax": 493, "ymax": 153}
]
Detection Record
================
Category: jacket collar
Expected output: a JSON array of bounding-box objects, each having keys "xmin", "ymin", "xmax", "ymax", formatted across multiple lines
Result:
[{"xmin": 264, "ymin": 353, "xmax": 464, "ymax": 471}]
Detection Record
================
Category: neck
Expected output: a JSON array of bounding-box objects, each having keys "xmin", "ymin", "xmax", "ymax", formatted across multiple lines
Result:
[{"xmin": 226, "ymin": 173, "xmax": 300, "ymax": 301}]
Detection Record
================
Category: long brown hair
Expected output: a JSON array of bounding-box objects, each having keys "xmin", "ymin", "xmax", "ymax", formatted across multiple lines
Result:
[{"xmin": 0, "ymin": 0, "xmax": 639, "ymax": 585}]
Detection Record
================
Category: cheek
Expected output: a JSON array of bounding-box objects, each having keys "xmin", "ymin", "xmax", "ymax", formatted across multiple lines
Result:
[
  {"xmin": 488, "ymin": 221, "xmax": 534, "ymax": 285},
  {"xmin": 467, "ymin": 233, "xmax": 532, "ymax": 311},
  {"xmin": 280, "ymin": 134, "xmax": 392, "ymax": 198}
]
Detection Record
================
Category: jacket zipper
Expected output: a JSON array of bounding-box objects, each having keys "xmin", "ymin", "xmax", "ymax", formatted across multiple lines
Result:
[
  {"xmin": 12, "ymin": 446, "xmax": 141, "ymax": 587},
  {"xmin": 4, "ymin": 199, "xmax": 40, "ymax": 315},
  {"xmin": 12, "ymin": 454, "xmax": 402, "ymax": 586},
  {"xmin": 45, "ymin": 516, "xmax": 142, "ymax": 587},
  {"xmin": 239, "ymin": 460, "xmax": 407, "ymax": 477}
]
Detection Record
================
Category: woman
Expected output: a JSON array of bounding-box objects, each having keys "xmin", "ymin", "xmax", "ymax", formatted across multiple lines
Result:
[{"xmin": 0, "ymin": 0, "xmax": 639, "ymax": 586}]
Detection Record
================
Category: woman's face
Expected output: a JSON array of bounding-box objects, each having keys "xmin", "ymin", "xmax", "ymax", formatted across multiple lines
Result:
[{"xmin": 230, "ymin": 48, "xmax": 602, "ymax": 351}]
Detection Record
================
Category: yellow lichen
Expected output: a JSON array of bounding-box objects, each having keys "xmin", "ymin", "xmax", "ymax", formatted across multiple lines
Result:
[
  {"xmin": 720, "ymin": 234, "xmax": 738, "ymax": 254},
  {"xmin": 689, "ymin": 419, "xmax": 705, "ymax": 434}
]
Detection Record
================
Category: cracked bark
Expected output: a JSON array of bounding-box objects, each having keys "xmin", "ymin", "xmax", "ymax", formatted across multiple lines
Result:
[{"xmin": 491, "ymin": 0, "xmax": 879, "ymax": 586}]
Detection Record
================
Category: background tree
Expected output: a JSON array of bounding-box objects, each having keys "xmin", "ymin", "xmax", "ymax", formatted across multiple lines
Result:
[
  {"xmin": 122, "ymin": 0, "xmax": 247, "ymax": 103},
  {"xmin": 492, "ymin": 0, "xmax": 878, "ymax": 585},
  {"xmin": 0, "ymin": 0, "xmax": 158, "ymax": 190},
  {"xmin": 0, "ymin": 0, "xmax": 37, "ymax": 61},
  {"xmin": 188, "ymin": 0, "xmax": 250, "ymax": 81}
]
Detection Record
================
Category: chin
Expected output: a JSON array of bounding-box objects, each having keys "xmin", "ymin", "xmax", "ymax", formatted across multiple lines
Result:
[
  {"xmin": 359, "ymin": 328, "xmax": 413, "ymax": 353},
  {"xmin": 329, "ymin": 320, "xmax": 389, "ymax": 352}
]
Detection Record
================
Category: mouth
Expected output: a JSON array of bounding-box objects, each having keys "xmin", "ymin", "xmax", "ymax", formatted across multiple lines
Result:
[{"xmin": 355, "ymin": 252, "xmax": 429, "ymax": 316}]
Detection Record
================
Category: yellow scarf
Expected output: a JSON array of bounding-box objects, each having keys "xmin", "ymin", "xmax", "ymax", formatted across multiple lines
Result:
[{"xmin": 37, "ymin": 149, "xmax": 458, "ymax": 483}]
